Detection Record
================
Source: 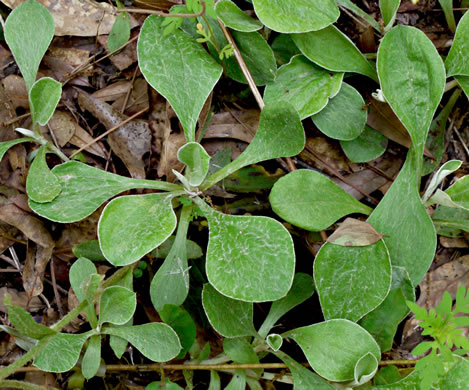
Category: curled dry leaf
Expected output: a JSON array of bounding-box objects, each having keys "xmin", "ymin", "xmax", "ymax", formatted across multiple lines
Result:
[
  {"xmin": 112, "ymin": 78, "xmax": 149, "ymax": 115},
  {"xmin": 2, "ymin": 74, "xmax": 29, "ymax": 109},
  {"xmin": 204, "ymin": 109, "xmax": 259, "ymax": 143},
  {"xmin": 47, "ymin": 111, "xmax": 76, "ymax": 147},
  {"xmin": 23, "ymin": 242, "xmax": 54, "ymax": 297},
  {"xmin": 327, "ymin": 218, "xmax": 385, "ymax": 246},
  {"xmin": 78, "ymin": 91, "xmax": 151, "ymax": 178},
  {"xmin": 44, "ymin": 47, "xmax": 93, "ymax": 82}
]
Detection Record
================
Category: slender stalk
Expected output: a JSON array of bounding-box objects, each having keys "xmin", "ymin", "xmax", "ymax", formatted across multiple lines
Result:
[
  {"xmin": 0, "ymin": 380, "xmax": 49, "ymax": 390},
  {"xmin": 118, "ymin": 0, "xmax": 206, "ymax": 18}
]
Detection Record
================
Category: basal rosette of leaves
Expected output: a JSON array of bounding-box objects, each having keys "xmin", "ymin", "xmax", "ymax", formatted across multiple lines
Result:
[{"xmin": 2, "ymin": 0, "xmax": 469, "ymax": 388}]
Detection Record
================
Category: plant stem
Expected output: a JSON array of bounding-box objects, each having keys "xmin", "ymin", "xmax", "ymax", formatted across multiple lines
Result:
[
  {"xmin": 0, "ymin": 380, "xmax": 49, "ymax": 390},
  {"xmin": 118, "ymin": 0, "xmax": 206, "ymax": 18}
]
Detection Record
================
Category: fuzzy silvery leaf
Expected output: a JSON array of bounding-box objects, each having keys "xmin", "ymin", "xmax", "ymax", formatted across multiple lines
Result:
[
  {"xmin": 445, "ymin": 11, "xmax": 469, "ymax": 77},
  {"xmin": 29, "ymin": 77, "xmax": 62, "ymax": 126},
  {"xmin": 178, "ymin": 142, "xmax": 210, "ymax": 187},
  {"xmin": 215, "ymin": 0, "xmax": 263, "ymax": 32},
  {"xmin": 0, "ymin": 138, "xmax": 34, "ymax": 162},
  {"xmin": 81, "ymin": 335, "xmax": 101, "ymax": 380},
  {"xmin": 98, "ymin": 286, "xmax": 136, "ymax": 326}
]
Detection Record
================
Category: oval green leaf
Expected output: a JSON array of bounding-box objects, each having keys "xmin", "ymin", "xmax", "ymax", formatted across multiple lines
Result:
[
  {"xmin": 160, "ymin": 305, "xmax": 196, "ymax": 359},
  {"xmin": 108, "ymin": 12, "xmax": 131, "ymax": 53},
  {"xmin": 283, "ymin": 319, "xmax": 381, "ymax": 382},
  {"xmin": 4, "ymin": 0, "xmax": 55, "ymax": 92},
  {"xmin": 215, "ymin": 0, "xmax": 263, "ymax": 32},
  {"xmin": 81, "ymin": 334, "xmax": 101, "ymax": 380},
  {"xmin": 178, "ymin": 142, "xmax": 211, "ymax": 187},
  {"xmin": 314, "ymin": 240, "xmax": 392, "ymax": 322},
  {"xmin": 292, "ymin": 25, "xmax": 378, "ymax": 81},
  {"xmin": 202, "ymin": 283, "xmax": 256, "ymax": 338},
  {"xmin": 445, "ymin": 175, "xmax": 469, "ymax": 210},
  {"xmin": 26, "ymin": 145, "xmax": 62, "ymax": 203},
  {"xmin": 138, "ymin": 15, "xmax": 222, "ymax": 142},
  {"xmin": 98, "ymin": 193, "xmax": 177, "ymax": 266},
  {"xmin": 69, "ymin": 257, "xmax": 97, "ymax": 303},
  {"xmin": 29, "ymin": 78, "xmax": 62, "ymax": 126},
  {"xmin": 252, "ymin": 0, "xmax": 339, "ymax": 33},
  {"xmin": 102, "ymin": 323, "xmax": 181, "ymax": 362},
  {"xmin": 340, "ymin": 126, "xmax": 388, "ymax": 163},
  {"xmin": 312, "ymin": 82, "xmax": 367, "ymax": 141},
  {"xmin": 198, "ymin": 200, "xmax": 295, "ymax": 302},
  {"xmin": 0, "ymin": 138, "xmax": 34, "ymax": 162},
  {"xmin": 445, "ymin": 11, "xmax": 469, "ymax": 77},
  {"xmin": 380, "ymin": 0, "xmax": 400, "ymax": 28},
  {"xmin": 29, "ymin": 161, "xmax": 181, "ymax": 223},
  {"xmin": 99, "ymin": 286, "xmax": 136, "ymax": 326},
  {"xmin": 263, "ymin": 55, "xmax": 343, "ymax": 120},
  {"xmin": 270, "ymin": 169, "xmax": 372, "ymax": 231}
]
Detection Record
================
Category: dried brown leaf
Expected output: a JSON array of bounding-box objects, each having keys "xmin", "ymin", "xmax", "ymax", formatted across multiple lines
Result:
[
  {"xmin": 97, "ymin": 34, "xmax": 138, "ymax": 71},
  {"xmin": 204, "ymin": 109, "xmax": 259, "ymax": 143},
  {"xmin": 327, "ymin": 218, "xmax": 385, "ymax": 246},
  {"xmin": 2, "ymin": 75, "xmax": 29, "ymax": 110},
  {"xmin": 23, "ymin": 243, "xmax": 53, "ymax": 297},
  {"xmin": 47, "ymin": 111, "xmax": 76, "ymax": 147},
  {"xmin": 0, "ymin": 287, "xmax": 43, "ymax": 313},
  {"xmin": 112, "ymin": 78, "xmax": 149, "ymax": 115},
  {"xmin": 69, "ymin": 126, "xmax": 107, "ymax": 159}
]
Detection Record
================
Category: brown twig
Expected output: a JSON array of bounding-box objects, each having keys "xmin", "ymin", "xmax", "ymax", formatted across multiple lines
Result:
[
  {"xmin": 118, "ymin": 0, "xmax": 206, "ymax": 17},
  {"xmin": 69, "ymin": 106, "xmax": 149, "ymax": 159},
  {"xmin": 50, "ymin": 258, "xmax": 64, "ymax": 318}
]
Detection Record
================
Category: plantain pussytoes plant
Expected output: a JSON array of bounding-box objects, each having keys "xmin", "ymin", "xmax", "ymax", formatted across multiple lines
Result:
[{"xmin": 1, "ymin": 0, "xmax": 469, "ymax": 388}]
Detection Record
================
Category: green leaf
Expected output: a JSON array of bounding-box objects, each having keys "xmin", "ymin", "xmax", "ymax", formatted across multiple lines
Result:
[
  {"xmin": 354, "ymin": 352, "xmax": 379, "ymax": 385},
  {"xmin": 271, "ymin": 34, "xmax": 301, "ymax": 66},
  {"xmin": 178, "ymin": 142, "xmax": 211, "ymax": 187},
  {"xmin": 147, "ymin": 382, "xmax": 184, "ymax": 390},
  {"xmin": 160, "ymin": 305, "xmax": 196, "ymax": 359},
  {"xmin": 436, "ymin": 357, "xmax": 469, "ymax": 389},
  {"xmin": 98, "ymin": 286, "xmax": 136, "ymax": 326},
  {"xmin": 138, "ymin": 15, "xmax": 222, "ymax": 142},
  {"xmin": 7, "ymin": 304, "xmax": 55, "ymax": 340},
  {"xmin": 81, "ymin": 335, "xmax": 101, "ymax": 380},
  {"xmin": 368, "ymin": 153, "xmax": 437, "ymax": 286},
  {"xmin": 263, "ymin": 55, "xmax": 343, "ymax": 120},
  {"xmin": 0, "ymin": 138, "xmax": 34, "ymax": 162},
  {"xmin": 152, "ymin": 236, "xmax": 203, "ymax": 259},
  {"xmin": 215, "ymin": 0, "xmax": 263, "ymax": 32},
  {"xmin": 373, "ymin": 371, "xmax": 421, "ymax": 389},
  {"xmin": 223, "ymin": 337, "xmax": 259, "ymax": 363},
  {"xmin": 283, "ymin": 319, "xmax": 381, "ymax": 382},
  {"xmin": 374, "ymin": 365, "xmax": 402, "ymax": 385},
  {"xmin": 29, "ymin": 161, "xmax": 181, "ymax": 223},
  {"xmin": 4, "ymin": 0, "xmax": 55, "ymax": 92},
  {"xmin": 258, "ymin": 273, "xmax": 315, "ymax": 339},
  {"xmin": 73, "ymin": 240, "xmax": 106, "ymax": 262},
  {"xmin": 224, "ymin": 30, "xmax": 277, "ymax": 86},
  {"xmin": 202, "ymin": 102, "xmax": 305, "ymax": 190},
  {"xmin": 102, "ymin": 323, "xmax": 181, "ymax": 362},
  {"xmin": 456, "ymin": 75, "xmax": 469, "ymax": 98},
  {"xmin": 311, "ymin": 82, "xmax": 367, "ymax": 140},
  {"xmin": 336, "ymin": 0, "xmax": 382, "ymax": 32},
  {"xmin": 359, "ymin": 266, "xmax": 415, "ymax": 352},
  {"xmin": 292, "ymin": 25, "xmax": 378, "ymax": 81},
  {"xmin": 208, "ymin": 371, "xmax": 221, "ymax": 390},
  {"xmin": 29, "ymin": 77, "xmax": 62, "ymax": 126},
  {"xmin": 202, "ymin": 283, "xmax": 256, "ymax": 337},
  {"xmin": 34, "ymin": 333, "xmax": 89, "ymax": 373},
  {"xmin": 380, "ymin": 0, "xmax": 400, "ymax": 28},
  {"xmin": 445, "ymin": 176, "xmax": 469, "ymax": 210},
  {"xmin": 340, "ymin": 126, "xmax": 388, "ymax": 163},
  {"xmin": 377, "ymin": 25, "xmax": 445, "ymax": 170},
  {"xmin": 150, "ymin": 204, "xmax": 192, "ymax": 312},
  {"xmin": 269, "ymin": 169, "xmax": 372, "ymax": 231},
  {"xmin": 422, "ymin": 160, "xmax": 462, "ymax": 203},
  {"xmin": 411, "ymin": 341, "xmax": 434, "ymax": 356},
  {"xmin": 26, "ymin": 145, "xmax": 61, "ymax": 203},
  {"xmin": 196, "ymin": 199, "xmax": 295, "ymax": 302},
  {"xmin": 69, "ymin": 258, "xmax": 97, "ymax": 303},
  {"xmin": 98, "ymin": 193, "xmax": 177, "ymax": 266},
  {"xmin": 266, "ymin": 334, "xmax": 282, "ymax": 351},
  {"xmin": 314, "ymin": 240, "xmax": 392, "ymax": 322},
  {"xmin": 438, "ymin": 0, "xmax": 457, "ymax": 33},
  {"xmin": 252, "ymin": 0, "xmax": 339, "ymax": 33},
  {"xmin": 225, "ymin": 371, "xmax": 246, "ymax": 390},
  {"xmin": 108, "ymin": 12, "xmax": 131, "ymax": 53}
]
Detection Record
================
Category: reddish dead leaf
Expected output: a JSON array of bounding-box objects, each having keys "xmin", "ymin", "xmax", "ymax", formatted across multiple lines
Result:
[
  {"xmin": 78, "ymin": 90, "xmax": 151, "ymax": 178},
  {"xmin": 23, "ymin": 243, "xmax": 54, "ymax": 297},
  {"xmin": 204, "ymin": 109, "xmax": 259, "ymax": 143},
  {"xmin": 0, "ymin": 287, "xmax": 42, "ymax": 313},
  {"xmin": 327, "ymin": 218, "xmax": 385, "ymax": 246}
]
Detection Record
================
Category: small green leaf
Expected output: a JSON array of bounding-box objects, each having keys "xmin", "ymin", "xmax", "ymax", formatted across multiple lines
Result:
[
  {"xmin": 436, "ymin": 291, "xmax": 453, "ymax": 317},
  {"xmin": 292, "ymin": 25, "xmax": 377, "ymax": 81},
  {"xmin": 252, "ymin": 0, "xmax": 339, "ymax": 33},
  {"xmin": 202, "ymin": 284, "xmax": 256, "ymax": 338},
  {"xmin": 445, "ymin": 176, "xmax": 469, "ymax": 210},
  {"xmin": 311, "ymin": 82, "xmax": 367, "ymax": 141},
  {"xmin": 98, "ymin": 193, "xmax": 177, "ymax": 266},
  {"xmin": 34, "ymin": 333, "xmax": 89, "ymax": 373},
  {"xmin": 411, "ymin": 341, "xmax": 434, "ymax": 356},
  {"xmin": 456, "ymin": 75, "xmax": 469, "ymax": 98},
  {"xmin": 283, "ymin": 319, "xmax": 381, "ymax": 382},
  {"xmin": 374, "ymin": 365, "xmax": 403, "ymax": 385},
  {"xmin": 266, "ymin": 334, "xmax": 283, "ymax": 351},
  {"xmin": 26, "ymin": 145, "xmax": 62, "ymax": 203},
  {"xmin": 263, "ymin": 55, "xmax": 343, "ymax": 120},
  {"xmin": 197, "ymin": 199, "xmax": 295, "ymax": 302},
  {"xmin": 422, "ymin": 160, "xmax": 462, "ymax": 203},
  {"xmin": 258, "ymin": 273, "xmax": 315, "ymax": 339},
  {"xmin": 271, "ymin": 34, "xmax": 301, "ymax": 66},
  {"xmin": 269, "ymin": 169, "xmax": 372, "ymax": 231},
  {"xmin": 108, "ymin": 13, "xmax": 131, "ymax": 53},
  {"xmin": 224, "ymin": 337, "xmax": 259, "ymax": 363},
  {"xmin": 202, "ymin": 102, "xmax": 305, "ymax": 190},
  {"xmin": 215, "ymin": 0, "xmax": 263, "ymax": 32},
  {"xmin": 29, "ymin": 77, "xmax": 62, "ymax": 126},
  {"xmin": 138, "ymin": 15, "xmax": 222, "ymax": 142},
  {"xmin": 102, "ymin": 323, "xmax": 181, "ymax": 362},
  {"xmin": 4, "ymin": 0, "xmax": 55, "ymax": 92},
  {"xmin": 178, "ymin": 142, "xmax": 211, "ymax": 187},
  {"xmin": 98, "ymin": 286, "xmax": 136, "ymax": 326},
  {"xmin": 29, "ymin": 161, "xmax": 181, "ymax": 223},
  {"xmin": 225, "ymin": 371, "xmax": 247, "ymax": 390},
  {"xmin": 380, "ymin": 0, "xmax": 400, "ymax": 28},
  {"xmin": 7, "ymin": 304, "xmax": 55, "ymax": 340},
  {"xmin": 354, "ymin": 352, "xmax": 379, "ymax": 385},
  {"xmin": 314, "ymin": 240, "xmax": 392, "ymax": 322},
  {"xmin": 340, "ymin": 126, "xmax": 388, "ymax": 163},
  {"xmin": 0, "ymin": 138, "xmax": 34, "ymax": 162},
  {"xmin": 160, "ymin": 305, "xmax": 196, "ymax": 359},
  {"xmin": 72, "ymin": 240, "xmax": 106, "ymax": 262},
  {"xmin": 147, "ymin": 381, "xmax": 184, "ymax": 390},
  {"xmin": 69, "ymin": 258, "xmax": 97, "ymax": 303},
  {"xmin": 438, "ymin": 0, "xmax": 457, "ymax": 33},
  {"xmin": 81, "ymin": 335, "xmax": 101, "ymax": 380}
]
